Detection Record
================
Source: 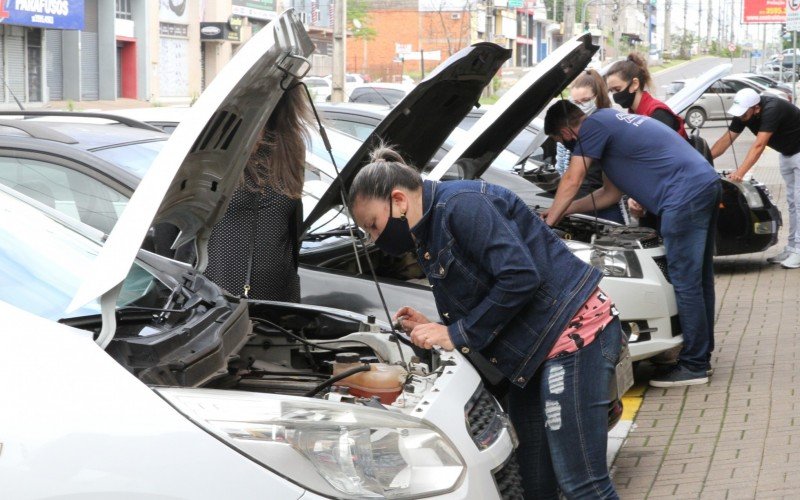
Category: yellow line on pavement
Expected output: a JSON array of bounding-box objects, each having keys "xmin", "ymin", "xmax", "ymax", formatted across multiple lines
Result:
[{"xmin": 621, "ymin": 382, "xmax": 646, "ymax": 421}]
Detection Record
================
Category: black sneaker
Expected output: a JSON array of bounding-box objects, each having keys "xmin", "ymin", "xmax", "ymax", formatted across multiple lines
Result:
[{"xmin": 649, "ymin": 364, "xmax": 709, "ymax": 388}]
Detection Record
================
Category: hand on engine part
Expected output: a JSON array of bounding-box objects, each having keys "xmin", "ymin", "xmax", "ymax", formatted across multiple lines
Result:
[
  {"xmin": 628, "ymin": 198, "xmax": 646, "ymax": 218},
  {"xmin": 393, "ymin": 306, "xmax": 431, "ymax": 333},
  {"xmin": 410, "ymin": 322, "xmax": 454, "ymax": 351},
  {"xmin": 728, "ymin": 169, "xmax": 745, "ymax": 183}
]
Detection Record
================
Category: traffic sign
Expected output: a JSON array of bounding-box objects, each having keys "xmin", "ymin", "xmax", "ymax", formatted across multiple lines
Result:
[
  {"xmin": 789, "ymin": 0, "xmax": 800, "ymax": 32},
  {"xmin": 728, "ymin": 42, "xmax": 736, "ymax": 51}
]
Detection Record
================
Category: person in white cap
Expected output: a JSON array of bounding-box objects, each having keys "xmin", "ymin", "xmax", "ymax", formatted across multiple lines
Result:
[{"xmin": 710, "ymin": 87, "xmax": 800, "ymax": 268}]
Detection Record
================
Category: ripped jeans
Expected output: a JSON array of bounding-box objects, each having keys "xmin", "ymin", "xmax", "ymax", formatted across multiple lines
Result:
[{"xmin": 508, "ymin": 318, "xmax": 622, "ymax": 500}]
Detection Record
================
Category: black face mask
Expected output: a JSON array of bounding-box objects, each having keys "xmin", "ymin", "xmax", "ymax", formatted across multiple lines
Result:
[
  {"xmin": 612, "ymin": 82, "xmax": 635, "ymax": 109},
  {"xmin": 374, "ymin": 200, "xmax": 415, "ymax": 257},
  {"xmin": 562, "ymin": 138, "xmax": 578, "ymax": 152}
]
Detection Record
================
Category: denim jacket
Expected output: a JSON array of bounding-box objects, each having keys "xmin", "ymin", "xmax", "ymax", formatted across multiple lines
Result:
[{"xmin": 411, "ymin": 180, "xmax": 602, "ymax": 387}]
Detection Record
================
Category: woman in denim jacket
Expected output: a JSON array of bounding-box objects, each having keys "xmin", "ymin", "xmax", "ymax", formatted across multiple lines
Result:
[{"xmin": 348, "ymin": 146, "xmax": 622, "ymax": 499}]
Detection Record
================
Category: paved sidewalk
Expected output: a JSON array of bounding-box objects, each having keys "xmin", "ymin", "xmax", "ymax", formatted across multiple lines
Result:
[{"xmin": 611, "ymin": 151, "xmax": 800, "ymax": 498}]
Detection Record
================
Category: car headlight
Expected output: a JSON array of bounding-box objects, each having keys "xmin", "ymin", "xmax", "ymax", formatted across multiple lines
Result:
[
  {"xmin": 157, "ymin": 388, "xmax": 465, "ymax": 499},
  {"xmin": 568, "ymin": 242, "xmax": 643, "ymax": 278},
  {"xmin": 738, "ymin": 181, "xmax": 764, "ymax": 209}
]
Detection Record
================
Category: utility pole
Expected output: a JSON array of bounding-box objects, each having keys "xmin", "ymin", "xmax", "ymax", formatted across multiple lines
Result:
[
  {"xmin": 697, "ymin": 0, "xmax": 702, "ymax": 52},
  {"xmin": 484, "ymin": 0, "xmax": 494, "ymax": 96},
  {"xmin": 717, "ymin": 0, "xmax": 722, "ymax": 53},
  {"xmin": 681, "ymin": 0, "xmax": 687, "ymax": 57},
  {"xmin": 331, "ymin": 0, "xmax": 347, "ymax": 103},
  {"xmin": 729, "ymin": 0, "xmax": 734, "ymax": 45},
  {"xmin": 647, "ymin": 0, "xmax": 653, "ymax": 58},
  {"xmin": 563, "ymin": 0, "xmax": 575, "ymax": 39},
  {"xmin": 706, "ymin": 0, "xmax": 712, "ymax": 52},
  {"xmin": 664, "ymin": 0, "xmax": 672, "ymax": 57}
]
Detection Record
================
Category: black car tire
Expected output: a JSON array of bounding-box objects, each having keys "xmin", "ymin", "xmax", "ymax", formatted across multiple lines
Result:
[{"xmin": 686, "ymin": 107, "xmax": 707, "ymax": 129}]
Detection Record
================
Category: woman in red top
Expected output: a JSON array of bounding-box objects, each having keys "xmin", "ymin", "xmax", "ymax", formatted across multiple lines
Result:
[
  {"xmin": 606, "ymin": 53, "xmax": 689, "ymax": 222},
  {"xmin": 605, "ymin": 52, "xmax": 688, "ymax": 139}
]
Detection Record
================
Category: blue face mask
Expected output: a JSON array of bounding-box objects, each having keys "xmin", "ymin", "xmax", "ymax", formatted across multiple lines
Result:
[{"xmin": 374, "ymin": 200, "xmax": 415, "ymax": 257}]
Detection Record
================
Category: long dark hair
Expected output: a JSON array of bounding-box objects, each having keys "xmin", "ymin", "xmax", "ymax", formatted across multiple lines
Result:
[
  {"xmin": 606, "ymin": 52, "xmax": 653, "ymax": 91},
  {"xmin": 242, "ymin": 84, "xmax": 313, "ymax": 198},
  {"xmin": 347, "ymin": 145, "xmax": 423, "ymax": 207},
  {"xmin": 571, "ymin": 69, "xmax": 612, "ymax": 109}
]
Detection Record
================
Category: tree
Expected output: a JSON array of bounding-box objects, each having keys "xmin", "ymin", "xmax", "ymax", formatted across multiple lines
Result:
[
  {"xmin": 543, "ymin": 0, "xmax": 590, "ymax": 25},
  {"xmin": 347, "ymin": 0, "xmax": 377, "ymax": 41}
]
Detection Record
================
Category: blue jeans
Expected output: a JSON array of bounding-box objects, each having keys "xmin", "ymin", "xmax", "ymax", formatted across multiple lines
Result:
[
  {"xmin": 508, "ymin": 319, "xmax": 622, "ymax": 499},
  {"xmin": 659, "ymin": 181, "xmax": 722, "ymax": 371}
]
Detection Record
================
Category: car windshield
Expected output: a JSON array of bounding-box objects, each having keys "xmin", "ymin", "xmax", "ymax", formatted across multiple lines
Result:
[
  {"xmin": 92, "ymin": 140, "xmax": 166, "ymax": 178},
  {"xmin": 307, "ymin": 126, "xmax": 364, "ymax": 168},
  {"xmin": 0, "ymin": 190, "xmax": 170, "ymax": 322},
  {"xmin": 443, "ymin": 127, "xmax": 525, "ymax": 174}
]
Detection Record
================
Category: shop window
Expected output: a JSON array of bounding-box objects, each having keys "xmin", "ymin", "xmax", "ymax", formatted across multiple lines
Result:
[{"xmin": 116, "ymin": 0, "xmax": 133, "ymax": 20}]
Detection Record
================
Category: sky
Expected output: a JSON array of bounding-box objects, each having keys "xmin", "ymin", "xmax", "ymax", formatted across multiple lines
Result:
[{"xmin": 660, "ymin": 0, "xmax": 785, "ymax": 53}]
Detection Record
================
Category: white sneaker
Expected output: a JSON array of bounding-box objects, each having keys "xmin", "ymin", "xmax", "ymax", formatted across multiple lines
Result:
[
  {"xmin": 768, "ymin": 249, "xmax": 792, "ymax": 263},
  {"xmin": 781, "ymin": 252, "xmax": 800, "ymax": 269}
]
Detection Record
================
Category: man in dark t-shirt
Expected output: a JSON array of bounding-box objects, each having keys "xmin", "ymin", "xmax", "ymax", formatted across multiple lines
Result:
[
  {"xmin": 710, "ymin": 88, "xmax": 800, "ymax": 268},
  {"xmin": 543, "ymin": 101, "xmax": 722, "ymax": 388}
]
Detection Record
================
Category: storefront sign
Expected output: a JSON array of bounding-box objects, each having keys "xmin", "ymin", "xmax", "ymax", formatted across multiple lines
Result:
[
  {"xmin": 200, "ymin": 22, "xmax": 241, "ymax": 42},
  {"xmin": 0, "ymin": 0, "xmax": 84, "ymax": 29},
  {"xmin": 788, "ymin": 0, "xmax": 800, "ymax": 31},
  {"xmin": 232, "ymin": 0, "xmax": 276, "ymax": 21},
  {"xmin": 742, "ymin": 0, "xmax": 785, "ymax": 23},
  {"xmin": 228, "ymin": 15, "xmax": 243, "ymax": 31},
  {"xmin": 160, "ymin": 23, "xmax": 189, "ymax": 37}
]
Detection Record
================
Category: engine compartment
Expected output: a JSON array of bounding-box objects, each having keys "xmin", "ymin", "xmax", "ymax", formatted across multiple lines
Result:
[{"xmin": 63, "ymin": 270, "xmax": 443, "ymax": 415}]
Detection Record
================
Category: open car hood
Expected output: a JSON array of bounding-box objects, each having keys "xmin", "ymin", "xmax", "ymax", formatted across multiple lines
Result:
[
  {"xmin": 427, "ymin": 34, "xmax": 598, "ymax": 181},
  {"xmin": 70, "ymin": 10, "xmax": 313, "ymax": 311},
  {"xmin": 303, "ymin": 42, "xmax": 511, "ymax": 233},
  {"xmin": 666, "ymin": 63, "xmax": 732, "ymax": 116}
]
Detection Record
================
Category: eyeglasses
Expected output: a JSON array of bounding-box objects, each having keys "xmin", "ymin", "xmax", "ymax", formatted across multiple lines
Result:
[{"xmin": 570, "ymin": 95, "xmax": 596, "ymax": 105}]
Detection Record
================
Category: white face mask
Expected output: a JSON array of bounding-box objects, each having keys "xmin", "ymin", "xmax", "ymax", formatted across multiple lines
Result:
[{"xmin": 572, "ymin": 98, "xmax": 597, "ymax": 115}]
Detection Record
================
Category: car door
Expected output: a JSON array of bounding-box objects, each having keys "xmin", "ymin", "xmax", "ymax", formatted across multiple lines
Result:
[
  {"xmin": 0, "ymin": 153, "xmax": 130, "ymax": 234},
  {"xmin": 702, "ymin": 80, "xmax": 736, "ymax": 120}
]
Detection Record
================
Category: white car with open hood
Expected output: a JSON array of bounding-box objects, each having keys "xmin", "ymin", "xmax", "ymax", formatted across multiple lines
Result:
[{"xmin": 0, "ymin": 11, "xmax": 521, "ymax": 499}]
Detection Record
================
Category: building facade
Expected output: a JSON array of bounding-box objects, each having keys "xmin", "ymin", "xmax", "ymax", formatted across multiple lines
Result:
[
  {"xmin": 514, "ymin": 0, "xmax": 549, "ymax": 67},
  {"xmin": 0, "ymin": 0, "xmax": 86, "ymax": 106},
  {"xmin": 0, "ymin": 0, "xmax": 278, "ymax": 107}
]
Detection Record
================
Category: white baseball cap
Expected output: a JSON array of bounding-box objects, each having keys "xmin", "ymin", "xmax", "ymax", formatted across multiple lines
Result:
[{"xmin": 727, "ymin": 88, "xmax": 761, "ymax": 117}]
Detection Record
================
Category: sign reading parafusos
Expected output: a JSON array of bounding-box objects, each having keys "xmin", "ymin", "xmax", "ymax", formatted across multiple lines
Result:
[{"xmin": 0, "ymin": 0, "xmax": 85, "ymax": 29}]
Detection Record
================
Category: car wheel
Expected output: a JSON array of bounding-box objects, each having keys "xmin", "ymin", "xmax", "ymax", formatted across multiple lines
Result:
[{"xmin": 686, "ymin": 107, "xmax": 707, "ymax": 129}]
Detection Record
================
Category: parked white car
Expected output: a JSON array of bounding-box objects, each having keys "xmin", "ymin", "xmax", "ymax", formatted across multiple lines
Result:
[
  {"xmin": 0, "ymin": 11, "xmax": 520, "ymax": 498},
  {"xmin": 306, "ymin": 76, "xmax": 332, "ymax": 102}
]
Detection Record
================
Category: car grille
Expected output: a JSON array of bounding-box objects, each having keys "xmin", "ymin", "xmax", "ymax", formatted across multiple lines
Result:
[
  {"xmin": 653, "ymin": 256, "xmax": 671, "ymax": 283},
  {"xmin": 493, "ymin": 454, "xmax": 525, "ymax": 499},
  {"xmin": 467, "ymin": 388, "xmax": 499, "ymax": 438},
  {"xmin": 639, "ymin": 236, "xmax": 662, "ymax": 249}
]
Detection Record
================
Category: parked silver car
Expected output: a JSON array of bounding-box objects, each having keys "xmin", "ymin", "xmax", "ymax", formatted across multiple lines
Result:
[{"xmin": 683, "ymin": 75, "xmax": 790, "ymax": 128}]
